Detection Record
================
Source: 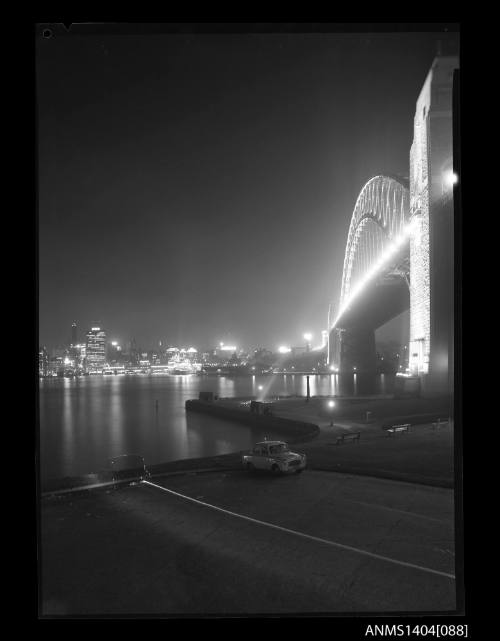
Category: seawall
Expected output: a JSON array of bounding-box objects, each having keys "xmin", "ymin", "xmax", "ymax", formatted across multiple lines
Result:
[{"xmin": 185, "ymin": 399, "xmax": 320, "ymax": 443}]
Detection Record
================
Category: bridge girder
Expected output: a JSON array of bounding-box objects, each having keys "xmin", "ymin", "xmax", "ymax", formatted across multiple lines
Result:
[
  {"xmin": 330, "ymin": 175, "xmax": 411, "ymax": 374},
  {"xmin": 339, "ymin": 175, "xmax": 410, "ymax": 313}
]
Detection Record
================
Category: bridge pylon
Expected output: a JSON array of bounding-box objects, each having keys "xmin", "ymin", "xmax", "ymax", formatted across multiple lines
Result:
[
  {"xmin": 409, "ymin": 55, "xmax": 458, "ymax": 396},
  {"xmin": 337, "ymin": 327, "xmax": 377, "ymax": 375}
]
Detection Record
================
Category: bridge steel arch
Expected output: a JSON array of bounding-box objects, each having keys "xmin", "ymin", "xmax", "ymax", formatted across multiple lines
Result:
[
  {"xmin": 329, "ymin": 175, "xmax": 410, "ymax": 375},
  {"xmin": 340, "ymin": 175, "xmax": 410, "ymax": 308},
  {"xmin": 328, "ymin": 57, "xmax": 457, "ymax": 397}
]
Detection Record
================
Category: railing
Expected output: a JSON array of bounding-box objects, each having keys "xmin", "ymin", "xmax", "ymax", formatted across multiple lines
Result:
[
  {"xmin": 336, "ymin": 432, "xmax": 361, "ymax": 445},
  {"xmin": 432, "ymin": 418, "xmax": 450, "ymax": 430}
]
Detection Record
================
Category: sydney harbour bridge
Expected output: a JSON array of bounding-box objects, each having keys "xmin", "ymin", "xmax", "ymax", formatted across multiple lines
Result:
[{"xmin": 327, "ymin": 56, "xmax": 459, "ymax": 397}]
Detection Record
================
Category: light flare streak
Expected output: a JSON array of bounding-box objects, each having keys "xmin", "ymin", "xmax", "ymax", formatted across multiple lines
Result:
[{"xmin": 332, "ymin": 219, "xmax": 417, "ymax": 330}]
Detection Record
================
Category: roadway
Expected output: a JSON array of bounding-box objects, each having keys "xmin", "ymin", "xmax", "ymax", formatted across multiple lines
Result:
[{"xmin": 40, "ymin": 469, "xmax": 455, "ymax": 616}]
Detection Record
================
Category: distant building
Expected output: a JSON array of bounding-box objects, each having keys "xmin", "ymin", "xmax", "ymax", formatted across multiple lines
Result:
[
  {"xmin": 71, "ymin": 321, "xmax": 77, "ymax": 346},
  {"xmin": 73, "ymin": 344, "xmax": 86, "ymax": 371},
  {"xmin": 214, "ymin": 344, "xmax": 238, "ymax": 359},
  {"xmin": 107, "ymin": 341, "xmax": 123, "ymax": 364},
  {"xmin": 128, "ymin": 338, "xmax": 139, "ymax": 365},
  {"xmin": 85, "ymin": 326, "xmax": 107, "ymax": 372},
  {"xmin": 291, "ymin": 346, "xmax": 306, "ymax": 357},
  {"xmin": 184, "ymin": 347, "xmax": 198, "ymax": 362},
  {"xmin": 38, "ymin": 346, "xmax": 48, "ymax": 377},
  {"xmin": 251, "ymin": 348, "xmax": 274, "ymax": 368},
  {"xmin": 150, "ymin": 351, "xmax": 160, "ymax": 365},
  {"xmin": 47, "ymin": 355, "xmax": 64, "ymax": 376}
]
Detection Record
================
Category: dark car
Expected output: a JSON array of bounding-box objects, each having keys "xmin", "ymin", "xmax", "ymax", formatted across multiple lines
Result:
[{"xmin": 109, "ymin": 454, "xmax": 150, "ymax": 482}]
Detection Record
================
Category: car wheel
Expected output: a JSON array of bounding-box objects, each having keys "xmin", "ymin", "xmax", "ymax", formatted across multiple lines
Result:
[
  {"xmin": 246, "ymin": 462, "xmax": 255, "ymax": 473},
  {"xmin": 271, "ymin": 464, "xmax": 280, "ymax": 475}
]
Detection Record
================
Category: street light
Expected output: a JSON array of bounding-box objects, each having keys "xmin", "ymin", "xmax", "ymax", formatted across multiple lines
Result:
[
  {"xmin": 327, "ymin": 400, "xmax": 335, "ymax": 427},
  {"xmin": 444, "ymin": 169, "xmax": 458, "ymax": 187}
]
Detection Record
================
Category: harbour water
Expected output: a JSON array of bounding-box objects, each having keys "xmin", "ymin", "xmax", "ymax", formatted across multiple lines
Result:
[{"xmin": 39, "ymin": 373, "xmax": 394, "ymax": 481}]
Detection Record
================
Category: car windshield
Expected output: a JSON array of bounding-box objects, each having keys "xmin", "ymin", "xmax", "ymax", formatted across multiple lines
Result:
[{"xmin": 269, "ymin": 444, "xmax": 289, "ymax": 455}]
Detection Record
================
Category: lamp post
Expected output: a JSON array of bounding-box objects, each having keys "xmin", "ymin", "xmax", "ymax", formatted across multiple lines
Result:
[{"xmin": 328, "ymin": 400, "xmax": 335, "ymax": 427}]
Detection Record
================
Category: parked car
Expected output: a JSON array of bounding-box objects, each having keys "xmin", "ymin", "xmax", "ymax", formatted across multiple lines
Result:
[
  {"xmin": 242, "ymin": 441, "xmax": 306, "ymax": 474},
  {"xmin": 109, "ymin": 454, "xmax": 151, "ymax": 482}
]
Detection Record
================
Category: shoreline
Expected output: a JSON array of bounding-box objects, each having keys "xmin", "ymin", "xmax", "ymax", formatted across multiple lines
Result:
[{"xmin": 40, "ymin": 393, "xmax": 453, "ymax": 494}]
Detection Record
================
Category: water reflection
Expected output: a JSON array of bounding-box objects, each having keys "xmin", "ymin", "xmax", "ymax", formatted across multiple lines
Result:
[
  {"xmin": 220, "ymin": 376, "xmax": 235, "ymax": 396},
  {"xmin": 328, "ymin": 375, "xmax": 338, "ymax": 396},
  {"xmin": 109, "ymin": 378, "xmax": 124, "ymax": 458},
  {"xmin": 185, "ymin": 413, "xmax": 293, "ymax": 458},
  {"xmin": 61, "ymin": 377, "xmax": 75, "ymax": 477}
]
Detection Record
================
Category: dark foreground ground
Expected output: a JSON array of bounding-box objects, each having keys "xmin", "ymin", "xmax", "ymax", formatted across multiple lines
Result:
[{"xmin": 40, "ymin": 470, "xmax": 455, "ymax": 616}]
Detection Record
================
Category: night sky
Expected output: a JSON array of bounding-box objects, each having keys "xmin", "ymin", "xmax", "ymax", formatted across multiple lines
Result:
[{"xmin": 37, "ymin": 25, "xmax": 459, "ymax": 351}]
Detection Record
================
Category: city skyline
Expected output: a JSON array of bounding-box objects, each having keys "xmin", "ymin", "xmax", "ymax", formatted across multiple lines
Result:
[
  {"xmin": 37, "ymin": 26, "xmax": 458, "ymax": 353},
  {"xmin": 40, "ymin": 317, "xmax": 408, "ymax": 356}
]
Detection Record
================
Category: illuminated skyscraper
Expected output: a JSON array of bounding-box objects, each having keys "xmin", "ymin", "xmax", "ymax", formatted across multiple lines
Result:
[
  {"xmin": 71, "ymin": 321, "xmax": 78, "ymax": 346},
  {"xmin": 38, "ymin": 346, "xmax": 48, "ymax": 377},
  {"xmin": 85, "ymin": 326, "xmax": 107, "ymax": 372}
]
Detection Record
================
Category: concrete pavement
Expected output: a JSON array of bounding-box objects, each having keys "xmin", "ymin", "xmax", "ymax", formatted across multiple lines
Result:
[{"xmin": 40, "ymin": 469, "xmax": 455, "ymax": 616}]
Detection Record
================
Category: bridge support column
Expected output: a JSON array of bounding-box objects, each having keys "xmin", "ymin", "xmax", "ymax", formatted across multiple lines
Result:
[
  {"xmin": 409, "ymin": 56, "xmax": 458, "ymax": 397},
  {"xmin": 338, "ymin": 327, "xmax": 377, "ymax": 374}
]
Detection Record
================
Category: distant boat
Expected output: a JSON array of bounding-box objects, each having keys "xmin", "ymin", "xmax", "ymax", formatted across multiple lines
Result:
[
  {"xmin": 166, "ymin": 359, "xmax": 201, "ymax": 375},
  {"xmin": 171, "ymin": 367, "xmax": 195, "ymax": 375}
]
